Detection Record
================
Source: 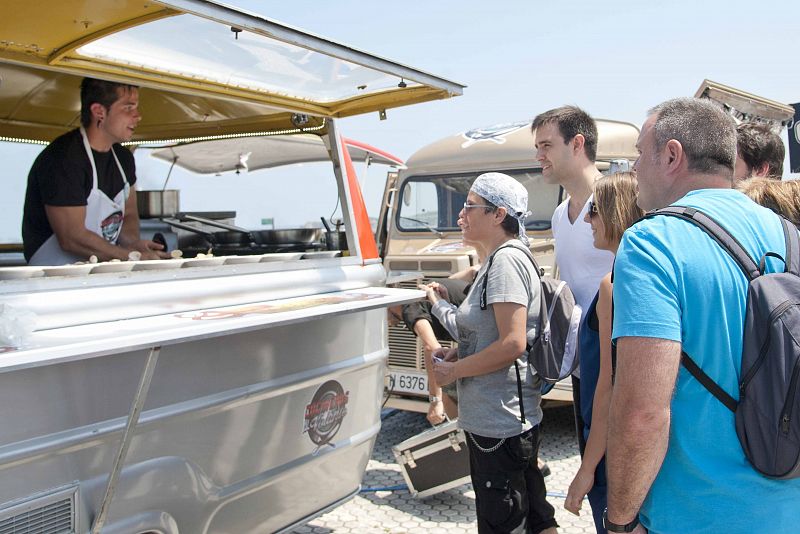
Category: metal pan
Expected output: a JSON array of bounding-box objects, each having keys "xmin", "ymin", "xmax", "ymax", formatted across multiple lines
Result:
[
  {"xmin": 182, "ymin": 214, "xmax": 320, "ymax": 245},
  {"xmin": 162, "ymin": 219, "xmax": 252, "ymax": 247}
]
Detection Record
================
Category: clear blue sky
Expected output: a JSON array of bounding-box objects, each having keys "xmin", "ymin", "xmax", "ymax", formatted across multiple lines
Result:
[{"xmin": 3, "ymin": 0, "xmax": 799, "ymax": 240}]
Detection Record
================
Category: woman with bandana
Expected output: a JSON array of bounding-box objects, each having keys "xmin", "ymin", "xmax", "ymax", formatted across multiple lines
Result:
[{"xmin": 433, "ymin": 172, "xmax": 558, "ymax": 534}]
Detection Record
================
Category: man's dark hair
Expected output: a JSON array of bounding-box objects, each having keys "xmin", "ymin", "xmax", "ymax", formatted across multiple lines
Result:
[
  {"xmin": 649, "ymin": 98, "xmax": 737, "ymax": 176},
  {"xmin": 531, "ymin": 105, "xmax": 599, "ymax": 162},
  {"xmin": 737, "ymin": 122, "xmax": 785, "ymax": 178},
  {"xmin": 80, "ymin": 77, "xmax": 138, "ymax": 127}
]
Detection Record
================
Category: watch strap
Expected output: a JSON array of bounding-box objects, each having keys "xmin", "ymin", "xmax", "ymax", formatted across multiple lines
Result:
[{"xmin": 602, "ymin": 508, "xmax": 639, "ymax": 532}]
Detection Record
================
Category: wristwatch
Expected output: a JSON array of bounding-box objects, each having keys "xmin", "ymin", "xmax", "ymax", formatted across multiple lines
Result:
[
  {"xmin": 602, "ymin": 508, "xmax": 639, "ymax": 532},
  {"xmin": 429, "ymin": 395, "xmax": 441, "ymax": 403}
]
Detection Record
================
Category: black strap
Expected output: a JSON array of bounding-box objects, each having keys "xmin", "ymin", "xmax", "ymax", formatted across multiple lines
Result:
[
  {"xmin": 515, "ymin": 361, "xmax": 526, "ymax": 424},
  {"xmin": 645, "ymin": 206, "xmax": 761, "ymax": 280},
  {"xmin": 480, "ymin": 244, "xmax": 541, "ymax": 311},
  {"xmin": 680, "ymin": 351, "xmax": 737, "ymax": 412}
]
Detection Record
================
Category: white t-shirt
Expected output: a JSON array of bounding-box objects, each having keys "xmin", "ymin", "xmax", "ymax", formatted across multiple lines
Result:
[{"xmin": 552, "ymin": 195, "xmax": 614, "ymax": 378}]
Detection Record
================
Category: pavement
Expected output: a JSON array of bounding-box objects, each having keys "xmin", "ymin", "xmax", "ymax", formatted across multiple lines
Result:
[{"xmin": 291, "ymin": 404, "xmax": 597, "ymax": 534}]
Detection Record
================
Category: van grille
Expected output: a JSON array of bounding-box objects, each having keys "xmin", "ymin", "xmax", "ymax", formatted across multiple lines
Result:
[{"xmin": 0, "ymin": 486, "xmax": 76, "ymax": 534}]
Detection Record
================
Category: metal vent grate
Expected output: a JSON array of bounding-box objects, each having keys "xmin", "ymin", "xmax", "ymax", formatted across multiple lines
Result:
[{"xmin": 0, "ymin": 486, "xmax": 76, "ymax": 534}]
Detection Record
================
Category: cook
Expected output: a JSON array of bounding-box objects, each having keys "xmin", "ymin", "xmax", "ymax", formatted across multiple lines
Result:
[{"xmin": 22, "ymin": 77, "xmax": 169, "ymax": 265}]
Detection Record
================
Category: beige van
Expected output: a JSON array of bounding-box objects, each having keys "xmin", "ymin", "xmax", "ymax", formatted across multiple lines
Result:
[{"xmin": 378, "ymin": 119, "xmax": 640, "ymax": 413}]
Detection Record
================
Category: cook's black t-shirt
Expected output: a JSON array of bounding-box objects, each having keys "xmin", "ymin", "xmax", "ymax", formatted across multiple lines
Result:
[{"xmin": 22, "ymin": 129, "xmax": 137, "ymax": 261}]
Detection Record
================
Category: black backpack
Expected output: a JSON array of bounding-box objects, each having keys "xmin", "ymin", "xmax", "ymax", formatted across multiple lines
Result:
[{"xmin": 645, "ymin": 206, "xmax": 800, "ymax": 479}]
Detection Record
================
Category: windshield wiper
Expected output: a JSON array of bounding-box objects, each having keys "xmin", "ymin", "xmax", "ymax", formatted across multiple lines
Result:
[{"xmin": 399, "ymin": 216, "xmax": 445, "ymax": 238}]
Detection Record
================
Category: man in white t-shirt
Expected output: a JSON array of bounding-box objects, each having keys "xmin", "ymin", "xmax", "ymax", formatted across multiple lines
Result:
[{"xmin": 532, "ymin": 106, "xmax": 613, "ymax": 453}]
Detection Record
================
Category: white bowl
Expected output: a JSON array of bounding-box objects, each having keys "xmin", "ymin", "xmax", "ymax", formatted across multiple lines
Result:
[
  {"xmin": 182, "ymin": 257, "xmax": 226, "ymax": 268},
  {"xmin": 131, "ymin": 259, "xmax": 185, "ymax": 271},
  {"xmin": 43, "ymin": 264, "xmax": 94, "ymax": 277},
  {"xmin": 90, "ymin": 261, "xmax": 136, "ymax": 274},
  {"xmin": 0, "ymin": 266, "xmax": 45, "ymax": 280},
  {"xmin": 259, "ymin": 252, "xmax": 304, "ymax": 262},
  {"xmin": 223, "ymin": 255, "xmax": 263, "ymax": 265}
]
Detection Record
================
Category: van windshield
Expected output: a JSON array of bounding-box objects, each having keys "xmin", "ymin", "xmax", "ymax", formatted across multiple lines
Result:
[{"xmin": 397, "ymin": 170, "xmax": 560, "ymax": 233}]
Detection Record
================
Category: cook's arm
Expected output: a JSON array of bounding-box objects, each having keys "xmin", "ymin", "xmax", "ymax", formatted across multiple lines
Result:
[
  {"xmin": 45, "ymin": 204, "xmax": 134, "ymax": 261},
  {"xmin": 118, "ymin": 185, "xmax": 168, "ymax": 259}
]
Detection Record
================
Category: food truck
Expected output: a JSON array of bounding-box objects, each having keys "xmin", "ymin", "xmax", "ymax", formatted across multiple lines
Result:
[
  {"xmin": 378, "ymin": 119, "xmax": 640, "ymax": 412},
  {"xmin": 0, "ymin": 1, "xmax": 463, "ymax": 533}
]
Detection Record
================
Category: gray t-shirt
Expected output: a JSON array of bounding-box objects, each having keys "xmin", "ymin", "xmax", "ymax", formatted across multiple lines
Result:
[{"xmin": 456, "ymin": 241, "xmax": 543, "ymax": 438}]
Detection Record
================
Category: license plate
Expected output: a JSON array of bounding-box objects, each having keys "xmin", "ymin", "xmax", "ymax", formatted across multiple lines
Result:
[{"xmin": 386, "ymin": 370, "xmax": 427, "ymax": 396}]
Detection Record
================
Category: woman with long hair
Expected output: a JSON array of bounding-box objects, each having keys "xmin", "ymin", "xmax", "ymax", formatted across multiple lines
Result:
[{"xmin": 564, "ymin": 172, "xmax": 643, "ymax": 533}]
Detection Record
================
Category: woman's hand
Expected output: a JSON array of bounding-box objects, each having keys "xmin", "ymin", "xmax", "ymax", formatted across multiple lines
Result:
[
  {"xmin": 564, "ymin": 466, "xmax": 594, "ymax": 515},
  {"xmin": 427, "ymin": 399, "xmax": 445, "ymax": 425},
  {"xmin": 432, "ymin": 347, "xmax": 459, "ymax": 386},
  {"xmin": 421, "ymin": 282, "xmax": 449, "ymax": 304}
]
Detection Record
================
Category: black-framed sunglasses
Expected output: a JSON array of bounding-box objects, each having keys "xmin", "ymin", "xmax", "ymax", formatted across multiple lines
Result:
[{"xmin": 588, "ymin": 200, "xmax": 599, "ymax": 218}]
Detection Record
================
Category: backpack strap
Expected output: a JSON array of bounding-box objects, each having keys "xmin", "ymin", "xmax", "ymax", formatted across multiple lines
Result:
[
  {"xmin": 481, "ymin": 243, "xmax": 539, "ymax": 425},
  {"xmin": 646, "ymin": 206, "xmax": 760, "ymax": 280},
  {"xmin": 479, "ymin": 244, "xmax": 541, "ymax": 310},
  {"xmin": 780, "ymin": 216, "xmax": 800, "ymax": 276},
  {"xmin": 514, "ymin": 361, "xmax": 526, "ymax": 424},
  {"xmin": 680, "ymin": 352, "xmax": 737, "ymax": 412}
]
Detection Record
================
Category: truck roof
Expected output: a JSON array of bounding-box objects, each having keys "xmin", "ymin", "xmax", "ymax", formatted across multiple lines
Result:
[{"xmin": 403, "ymin": 119, "xmax": 640, "ymax": 176}]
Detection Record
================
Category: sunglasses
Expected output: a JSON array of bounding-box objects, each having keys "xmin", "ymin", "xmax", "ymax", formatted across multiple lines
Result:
[
  {"xmin": 463, "ymin": 202, "xmax": 495, "ymax": 210},
  {"xmin": 588, "ymin": 200, "xmax": 599, "ymax": 218}
]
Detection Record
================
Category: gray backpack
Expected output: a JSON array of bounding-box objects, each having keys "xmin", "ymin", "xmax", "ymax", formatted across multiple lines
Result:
[
  {"xmin": 648, "ymin": 206, "xmax": 800, "ymax": 479},
  {"xmin": 480, "ymin": 244, "xmax": 581, "ymax": 384}
]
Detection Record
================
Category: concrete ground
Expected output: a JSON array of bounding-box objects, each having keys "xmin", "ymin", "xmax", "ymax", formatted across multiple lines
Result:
[{"xmin": 292, "ymin": 404, "xmax": 597, "ymax": 534}]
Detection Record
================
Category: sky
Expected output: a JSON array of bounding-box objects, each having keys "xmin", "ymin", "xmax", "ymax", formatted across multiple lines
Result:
[{"xmin": 3, "ymin": 0, "xmax": 800, "ymax": 240}]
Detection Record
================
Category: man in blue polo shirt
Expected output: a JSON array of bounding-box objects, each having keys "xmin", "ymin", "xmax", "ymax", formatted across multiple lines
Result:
[{"xmin": 605, "ymin": 97, "xmax": 800, "ymax": 533}]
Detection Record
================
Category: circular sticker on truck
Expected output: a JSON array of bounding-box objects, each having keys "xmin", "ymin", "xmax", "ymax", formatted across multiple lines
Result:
[{"xmin": 304, "ymin": 380, "xmax": 349, "ymax": 451}]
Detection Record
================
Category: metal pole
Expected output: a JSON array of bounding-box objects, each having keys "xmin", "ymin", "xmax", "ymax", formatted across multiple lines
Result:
[{"xmin": 91, "ymin": 346, "xmax": 161, "ymax": 534}]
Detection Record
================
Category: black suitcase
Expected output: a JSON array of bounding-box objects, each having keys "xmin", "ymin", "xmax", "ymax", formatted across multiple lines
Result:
[{"xmin": 392, "ymin": 419, "xmax": 471, "ymax": 498}]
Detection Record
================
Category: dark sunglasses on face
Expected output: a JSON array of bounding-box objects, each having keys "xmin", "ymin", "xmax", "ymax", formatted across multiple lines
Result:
[{"xmin": 588, "ymin": 200, "xmax": 599, "ymax": 218}]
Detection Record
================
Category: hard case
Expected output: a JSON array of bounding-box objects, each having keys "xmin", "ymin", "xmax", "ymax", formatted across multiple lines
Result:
[{"xmin": 392, "ymin": 419, "xmax": 471, "ymax": 498}]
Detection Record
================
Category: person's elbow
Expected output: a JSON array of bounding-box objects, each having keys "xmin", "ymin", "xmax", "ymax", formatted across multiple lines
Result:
[
  {"xmin": 501, "ymin": 335, "xmax": 527, "ymax": 362},
  {"xmin": 614, "ymin": 401, "xmax": 669, "ymax": 435}
]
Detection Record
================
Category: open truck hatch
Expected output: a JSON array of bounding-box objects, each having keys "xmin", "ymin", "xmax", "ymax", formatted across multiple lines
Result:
[{"xmin": 0, "ymin": 0, "xmax": 464, "ymax": 144}]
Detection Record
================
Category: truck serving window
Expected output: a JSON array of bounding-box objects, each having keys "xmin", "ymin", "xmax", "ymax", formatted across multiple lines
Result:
[{"xmin": 396, "ymin": 171, "xmax": 559, "ymax": 233}]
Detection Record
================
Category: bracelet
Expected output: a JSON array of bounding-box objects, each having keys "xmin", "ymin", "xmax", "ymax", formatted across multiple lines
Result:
[{"xmin": 429, "ymin": 395, "xmax": 441, "ymax": 403}]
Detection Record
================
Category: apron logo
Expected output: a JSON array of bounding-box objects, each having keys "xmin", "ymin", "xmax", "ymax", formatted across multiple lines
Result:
[
  {"xmin": 100, "ymin": 211, "xmax": 123, "ymax": 242},
  {"xmin": 304, "ymin": 380, "xmax": 349, "ymax": 453},
  {"xmin": 461, "ymin": 121, "xmax": 530, "ymax": 148}
]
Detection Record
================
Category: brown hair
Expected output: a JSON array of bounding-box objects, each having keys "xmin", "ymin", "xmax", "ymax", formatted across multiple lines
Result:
[
  {"xmin": 593, "ymin": 171, "xmax": 644, "ymax": 244},
  {"xmin": 80, "ymin": 77, "xmax": 138, "ymax": 127},
  {"xmin": 736, "ymin": 177, "xmax": 800, "ymax": 226}
]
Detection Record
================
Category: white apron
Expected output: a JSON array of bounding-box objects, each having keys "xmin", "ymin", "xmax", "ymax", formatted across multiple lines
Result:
[{"xmin": 29, "ymin": 127, "xmax": 130, "ymax": 266}]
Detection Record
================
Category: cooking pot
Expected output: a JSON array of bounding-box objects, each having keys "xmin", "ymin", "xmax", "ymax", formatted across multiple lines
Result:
[
  {"xmin": 320, "ymin": 217, "xmax": 347, "ymax": 250},
  {"xmin": 182, "ymin": 214, "xmax": 321, "ymax": 245},
  {"xmin": 138, "ymin": 190, "xmax": 180, "ymax": 217}
]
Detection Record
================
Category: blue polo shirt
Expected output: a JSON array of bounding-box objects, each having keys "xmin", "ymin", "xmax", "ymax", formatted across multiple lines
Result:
[{"xmin": 613, "ymin": 188, "xmax": 800, "ymax": 534}]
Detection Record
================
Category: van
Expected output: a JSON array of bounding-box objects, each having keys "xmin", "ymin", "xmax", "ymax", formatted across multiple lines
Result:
[
  {"xmin": 0, "ymin": 1, "xmax": 462, "ymax": 532},
  {"xmin": 378, "ymin": 119, "xmax": 639, "ymax": 412}
]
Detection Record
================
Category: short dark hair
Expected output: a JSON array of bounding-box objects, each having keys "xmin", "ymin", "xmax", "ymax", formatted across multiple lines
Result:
[
  {"xmin": 80, "ymin": 77, "xmax": 138, "ymax": 127},
  {"xmin": 737, "ymin": 122, "xmax": 785, "ymax": 178},
  {"xmin": 648, "ymin": 98, "xmax": 737, "ymax": 176},
  {"xmin": 531, "ymin": 105, "xmax": 599, "ymax": 162},
  {"xmin": 480, "ymin": 199, "xmax": 520, "ymax": 236}
]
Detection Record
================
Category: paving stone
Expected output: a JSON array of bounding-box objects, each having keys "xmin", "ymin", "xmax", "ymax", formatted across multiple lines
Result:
[{"xmin": 290, "ymin": 405, "xmax": 596, "ymax": 533}]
